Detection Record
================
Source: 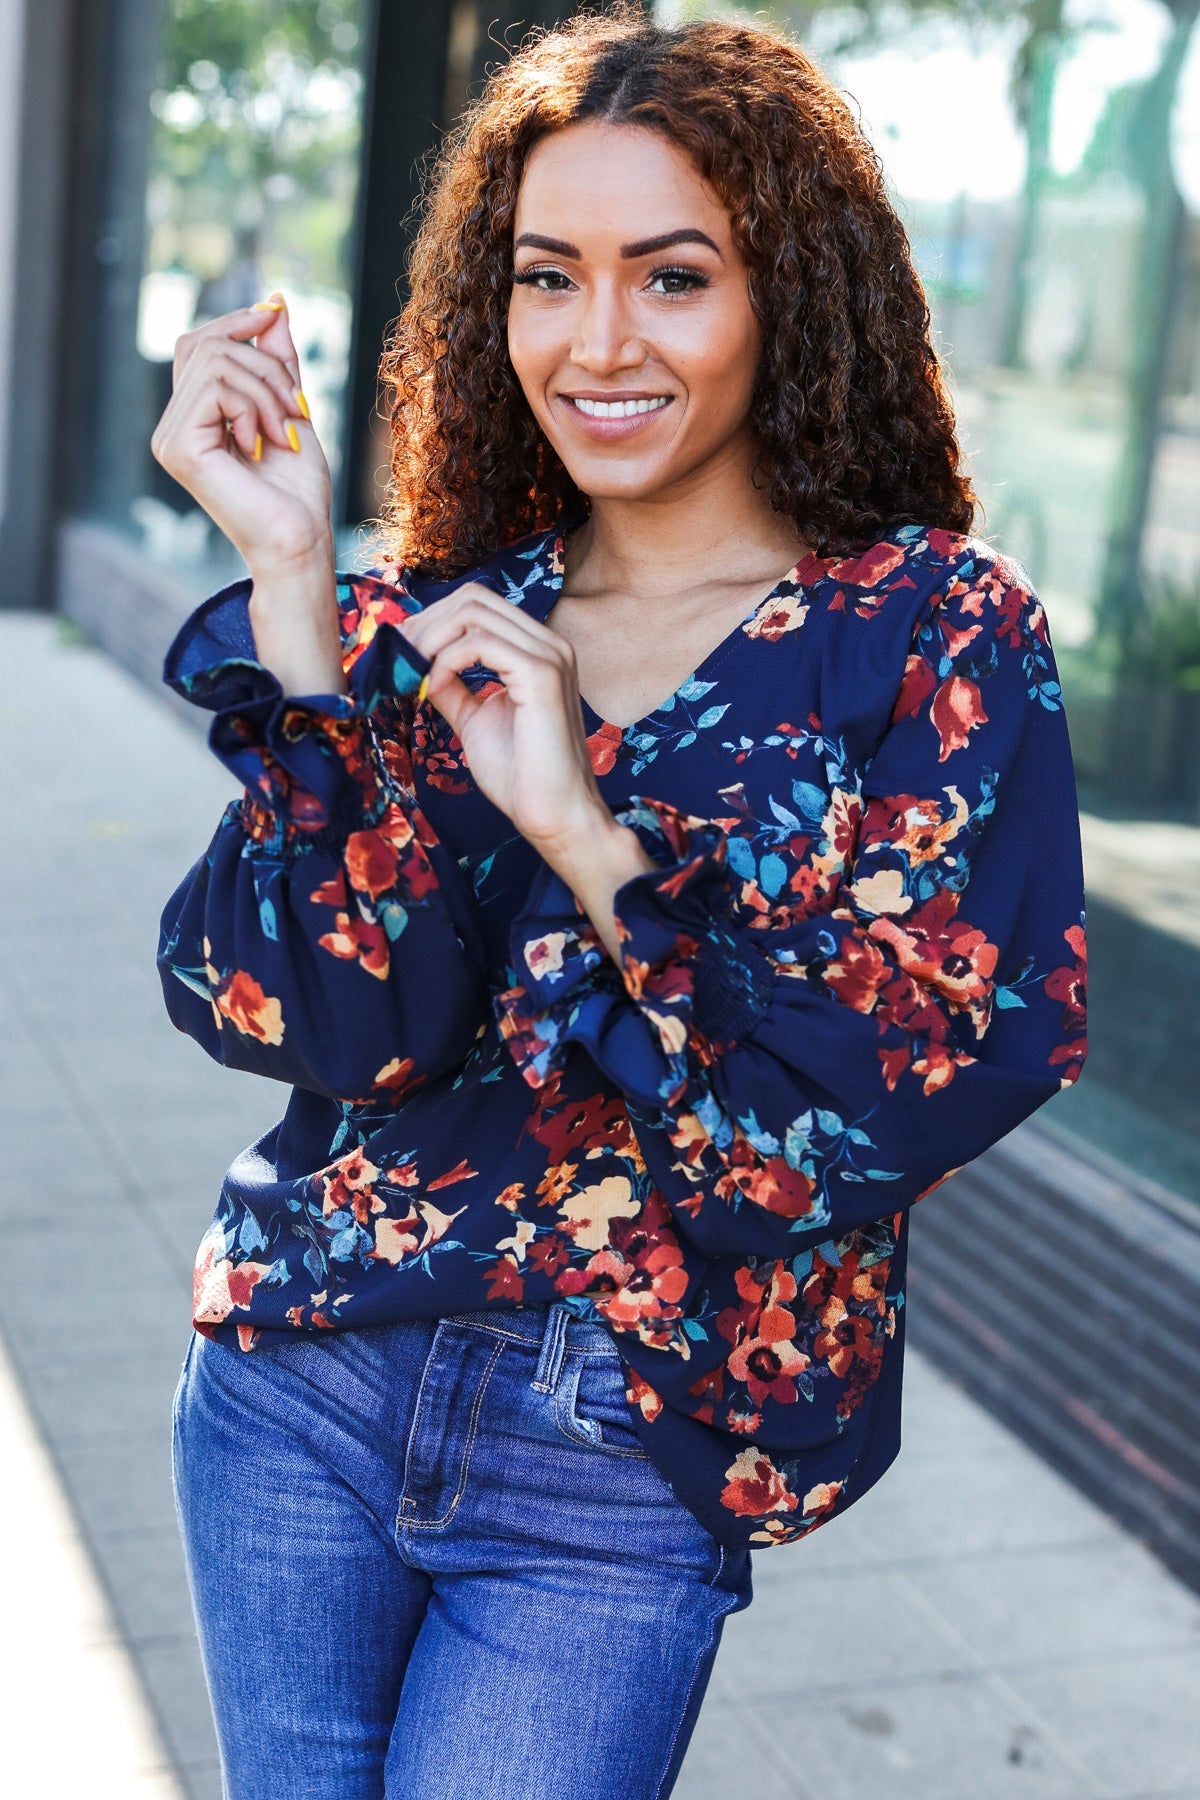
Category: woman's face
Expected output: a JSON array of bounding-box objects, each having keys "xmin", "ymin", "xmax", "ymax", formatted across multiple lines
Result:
[{"xmin": 507, "ymin": 120, "xmax": 761, "ymax": 505}]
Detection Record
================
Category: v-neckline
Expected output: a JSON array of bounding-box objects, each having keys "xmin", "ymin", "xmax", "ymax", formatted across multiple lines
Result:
[{"xmin": 527, "ymin": 525, "xmax": 810, "ymax": 737}]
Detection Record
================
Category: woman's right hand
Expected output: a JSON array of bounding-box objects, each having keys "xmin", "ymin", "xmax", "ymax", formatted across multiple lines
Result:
[{"xmin": 149, "ymin": 294, "xmax": 333, "ymax": 576}]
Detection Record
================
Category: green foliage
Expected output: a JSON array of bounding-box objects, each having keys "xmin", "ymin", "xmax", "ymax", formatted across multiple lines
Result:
[
  {"xmin": 146, "ymin": 0, "xmax": 365, "ymax": 290},
  {"xmin": 155, "ymin": 0, "xmax": 360, "ymax": 92},
  {"xmin": 1124, "ymin": 574, "xmax": 1200, "ymax": 692}
]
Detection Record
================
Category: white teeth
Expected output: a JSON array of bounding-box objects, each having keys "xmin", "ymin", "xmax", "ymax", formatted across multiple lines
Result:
[{"xmin": 570, "ymin": 396, "xmax": 670, "ymax": 418}]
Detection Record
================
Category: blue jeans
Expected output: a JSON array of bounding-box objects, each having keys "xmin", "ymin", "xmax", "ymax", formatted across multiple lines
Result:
[{"xmin": 171, "ymin": 1301, "xmax": 754, "ymax": 1798}]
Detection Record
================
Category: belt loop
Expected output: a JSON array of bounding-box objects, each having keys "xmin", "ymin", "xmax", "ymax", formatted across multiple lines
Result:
[{"xmin": 531, "ymin": 1302, "xmax": 570, "ymax": 1393}]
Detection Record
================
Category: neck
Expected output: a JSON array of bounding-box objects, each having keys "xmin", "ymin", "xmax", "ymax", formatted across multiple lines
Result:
[{"xmin": 565, "ymin": 439, "xmax": 808, "ymax": 600}]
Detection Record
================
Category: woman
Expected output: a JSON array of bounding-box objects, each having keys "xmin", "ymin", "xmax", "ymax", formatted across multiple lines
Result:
[{"xmin": 155, "ymin": 8, "xmax": 1088, "ymax": 1796}]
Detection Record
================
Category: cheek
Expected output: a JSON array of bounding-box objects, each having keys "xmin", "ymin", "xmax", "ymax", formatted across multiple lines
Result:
[
  {"xmin": 676, "ymin": 308, "xmax": 759, "ymax": 416},
  {"xmin": 507, "ymin": 300, "xmax": 556, "ymax": 389}
]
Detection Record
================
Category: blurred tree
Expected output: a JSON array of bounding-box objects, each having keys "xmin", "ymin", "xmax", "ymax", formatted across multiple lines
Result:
[{"xmin": 149, "ymin": 0, "xmax": 365, "ymax": 290}]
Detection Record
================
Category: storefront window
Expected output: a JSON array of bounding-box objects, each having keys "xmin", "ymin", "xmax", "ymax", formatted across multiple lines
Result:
[
  {"xmin": 86, "ymin": 0, "xmax": 368, "ymax": 577},
  {"xmin": 660, "ymin": 0, "xmax": 1200, "ymax": 1205}
]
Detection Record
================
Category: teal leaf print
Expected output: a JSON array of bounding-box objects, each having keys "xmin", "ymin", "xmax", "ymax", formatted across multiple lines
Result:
[
  {"xmin": 380, "ymin": 900, "xmax": 409, "ymax": 940},
  {"xmin": 259, "ymin": 897, "xmax": 278, "ymax": 941},
  {"xmin": 792, "ymin": 780, "xmax": 827, "ymax": 822},
  {"xmin": 726, "ymin": 835, "xmax": 756, "ymax": 879},
  {"xmin": 760, "ymin": 853, "xmax": 788, "ymax": 896},
  {"xmin": 696, "ymin": 703, "xmax": 730, "ymax": 728}
]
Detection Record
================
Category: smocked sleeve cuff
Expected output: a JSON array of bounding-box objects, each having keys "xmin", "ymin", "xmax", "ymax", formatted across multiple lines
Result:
[
  {"xmin": 494, "ymin": 795, "xmax": 776, "ymax": 1106},
  {"xmin": 162, "ymin": 571, "xmax": 431, "ymax": 856}
]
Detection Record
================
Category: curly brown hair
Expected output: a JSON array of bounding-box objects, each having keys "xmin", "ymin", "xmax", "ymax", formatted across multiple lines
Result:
[{"xmin": 372, "ymin": 3, "xmax": 976, "ymax": 576}]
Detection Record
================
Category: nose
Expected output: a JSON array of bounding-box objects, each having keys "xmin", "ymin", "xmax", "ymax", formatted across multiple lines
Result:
[{"xmin": 569, "ymin": 282, "xmax": 644, "ymax": 376}]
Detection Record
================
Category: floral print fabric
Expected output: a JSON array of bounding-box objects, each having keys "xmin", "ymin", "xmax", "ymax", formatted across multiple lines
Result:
[{"xmin": 158, "ymin": 521, "xmax": 1087, "ymax": 1549}]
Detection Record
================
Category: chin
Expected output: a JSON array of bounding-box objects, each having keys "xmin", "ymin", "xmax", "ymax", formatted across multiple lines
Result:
[{"xmin": 551, "ymin": 454, "xmax": 676, "ymax": 503}]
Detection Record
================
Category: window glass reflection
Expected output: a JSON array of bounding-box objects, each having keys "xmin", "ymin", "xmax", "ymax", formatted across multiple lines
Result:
[{"xmin": 110, "ymin": 0, "xmax": 367, "ymax": 572}]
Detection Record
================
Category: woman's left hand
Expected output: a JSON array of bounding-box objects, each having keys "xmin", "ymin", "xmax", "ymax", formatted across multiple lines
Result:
[{"xmin": 398, "ymin": 583, "xmax": 611, "ymax": 859}]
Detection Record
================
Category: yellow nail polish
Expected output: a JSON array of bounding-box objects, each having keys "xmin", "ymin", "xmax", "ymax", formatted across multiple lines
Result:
[
  {"xmin": 417, "ymin": 674, "xmax": 429, "ymax": 703},
  {"xmin": 285, "ymin": 421, "xmax": 301, "ymax": 453},
  {"xmin": 253, "ymin": 432, "xmax": 263, "ymax": 461},
  {"xmin": 251, "ymin": 299, "xmax": 285, "ymax": 312},
  {"xmin": 294, "ymin": 389, "xmax": 311, "ymax": 422}
]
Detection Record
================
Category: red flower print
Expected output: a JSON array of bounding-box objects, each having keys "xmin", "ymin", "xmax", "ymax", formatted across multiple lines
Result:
[
  {"xmin": 930, "ymin": 673, "xmax": 988, "ymax": 761},
  {"xmin": 484, "ymin": 1255, "xmax": 524, "ymax": 1302},
  {"xmin": 893, "ymin": 652, "xmax": 938, "ymax": 723},
  {"xmin": 814, "ymin": 1312, "xmax": 878, "ymax": 1379},
  {"xmin": 527, "ymin": 1081, "xmax": 640, "ymax": 1163},
  {"xmin": 317, "ymin": 909, "xmax": 390, "ymax": 978},
  {"xmin": 720, "ymin": 1447, "xmax": 800, "ymax": 1519},
  {"xmin": 827, "ymin": 541, "xmax": 907, "ymax": 588},
  {"xmin": 213, "ymin": 969, "xmax": 285, "ymax": 1045},
  {"xmin": 598, "ymin": 1207, "xmax": 689, "ymax": 1328},
  {"xmin": 528, "ymin": 1235, "xmax": 570, "ymax": 1279},
  {"xmin": 372, "ymin": 1055, "xmax": 423, "ymax": 1100},
  {"xmin": 320, "ymin": 1147, "xmax": 382, "ymax": 1224},
  {"xmin": 627, "ymin": 1368, "xmax": 664, "ymax": 1424},
  {"xmin": 870, "ymin": 890, "xmax": 997, "ymax": 1021},
  {"xmin": 587, "ymin": 720, "xmax": 624, "ymax": 775},
  {"xmin": 800, "ymin": 1480, "xmax": 844, "ymax": 1525},
  {"xmin": 1045, "ymin": 923, "xmax": 1087, "ymax": 1035},
  {"xmin": 729, "ymin": 1149, "xmax": 819, "ymax": 1220},
  {"xmin": 193, "ymin": 1222, "xmax": 275, "ymax": 1325},
  {"xmin": 344, "ymin": 827, "xmax": 400, "ymax": 899},
  {"xmin": 309, "ymin": 870, "xmax": 347, "ymax": 908},
  {"xmin": 823, "ymin": 934, "xmax": 893, "ymax": 1013},
  {"xmin": 427, "ymin": 1157, "xmax": 479, "ymax": 1190}
]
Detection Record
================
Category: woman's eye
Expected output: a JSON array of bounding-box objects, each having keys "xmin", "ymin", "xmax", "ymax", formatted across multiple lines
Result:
[
  {"xmin": 648, "ymin": 266, "xmax": 709, "ymax": 296},
  {"xmin": 512, "ymin": 266, "xmax": 573, "ymax": 291}
]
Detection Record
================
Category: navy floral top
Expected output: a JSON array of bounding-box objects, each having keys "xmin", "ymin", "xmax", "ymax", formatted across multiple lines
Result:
[{"xmin": 158, "ymin": 521, "xmax": 1088, "ymax": 1550}]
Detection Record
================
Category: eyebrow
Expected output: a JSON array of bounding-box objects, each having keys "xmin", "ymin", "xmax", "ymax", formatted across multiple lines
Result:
[{"xmin": 514, "ymin": 228, "xmax": 724, "ymax": 260}]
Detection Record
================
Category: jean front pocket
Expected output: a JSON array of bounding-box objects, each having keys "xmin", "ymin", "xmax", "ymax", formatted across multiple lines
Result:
[{"xmin": 556, "ymin": 1346, "xmax": 649, "ymax": 1459}]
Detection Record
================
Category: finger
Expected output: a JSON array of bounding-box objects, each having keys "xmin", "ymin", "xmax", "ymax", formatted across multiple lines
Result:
[
  {"xmin": 423, "ymin": 621, "xmax": 564, "ymax": 703},
  {"xmin": 187, "ymin": 340, "xmax": 304, "ymax": 431},
  {"xmin": 180, "ymin": 358, "xmax": 301, "ymax": 454},
  {"xmin": 174, "ymin": 303, "xmax": 284, "ymax": 380},
  {"xmin": 176, "ymin": 297, "xmax": 305, "ymax": 398},
  {"xmin": 198, "ymin": 379, "xmax": 269, "ymax": 462},
  {"xmin": 410, "ymin": 588, "xmax": 573, "ymax": 666},
  {"xmin": 242, "ymin": 290, "xmax": 304, "ymax": 390}
]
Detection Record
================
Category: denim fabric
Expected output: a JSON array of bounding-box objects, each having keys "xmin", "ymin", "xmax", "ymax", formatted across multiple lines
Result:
[{"xmin": 171, "ymin": 1301, "xmax": 754, "ymax": 1799}]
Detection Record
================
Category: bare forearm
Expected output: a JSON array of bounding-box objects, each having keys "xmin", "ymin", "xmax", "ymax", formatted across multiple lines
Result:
[
  {"xmin": 247, "ymin": 542, "xmax": 347, "ymax": 698},
  {"xmin": 537, "ymin": 818, "xmax": 658, "ymax": 965}
]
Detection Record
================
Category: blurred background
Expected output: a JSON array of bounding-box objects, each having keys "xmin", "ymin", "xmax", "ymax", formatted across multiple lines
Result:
[{"xmin": 1, "ymin": 1, "xmax": 1198, "ymax": 1795}]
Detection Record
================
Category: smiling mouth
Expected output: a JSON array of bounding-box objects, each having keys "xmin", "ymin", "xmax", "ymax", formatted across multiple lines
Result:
[{"xmin": 564, "ymin": 395, "xmax": 672, "ymax": 419}]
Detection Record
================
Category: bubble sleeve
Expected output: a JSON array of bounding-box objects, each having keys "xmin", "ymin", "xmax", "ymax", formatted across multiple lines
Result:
[{"xmin": 156, "ymin": 571, "xmax": 489, "ymax": 1107}]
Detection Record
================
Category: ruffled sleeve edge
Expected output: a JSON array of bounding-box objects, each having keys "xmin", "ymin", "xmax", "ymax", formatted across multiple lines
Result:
[
  {"xmin": 161, "ymin": 570, "xmax": 433, "ymax": 851},
  {"xmin": 495, "ymin": 795, "xmax": 777, "ymax": 1103}
]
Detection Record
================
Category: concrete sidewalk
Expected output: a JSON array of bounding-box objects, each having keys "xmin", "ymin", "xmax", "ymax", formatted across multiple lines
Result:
[{"xmin": 2, "ymin": 609, "xmax": 1198, "ymax": 1800}]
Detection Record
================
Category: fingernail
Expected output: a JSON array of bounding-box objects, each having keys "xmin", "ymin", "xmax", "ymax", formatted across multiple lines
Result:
[
  {"xmin": 253, "ymin": 432, "xmax": 263, "ymax": 461},
  {"xmin": 294, "ymin": 389, "xmax": 311, "ymax": 422},
  {"xmin": 285, "ymin": 421, "xmax": 301, "ymax": 453},
  {"xmin": 417, "ymin": 674, "xmax": 429, "ymax": 703},
  {"xmin": 251, "ymin": 299, "xmax": 284, "ymax": 312}
]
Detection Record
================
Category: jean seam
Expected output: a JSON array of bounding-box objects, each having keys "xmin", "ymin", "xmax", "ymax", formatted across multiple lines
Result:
[
  {"xmin": 553, "ymin": 1353, "xmax": 650, "ymax": 1459},
  {"xmin": 398, "ymin": 1337, "xmax": 504, "ymax": 1532},
  {"xmin": 531, "ymin": 1301, "xmax": 570, "ymax": 1393},
  {"xmin": 649, "ymin": 1583, "xmax": 742, "ymax": 1800}
]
